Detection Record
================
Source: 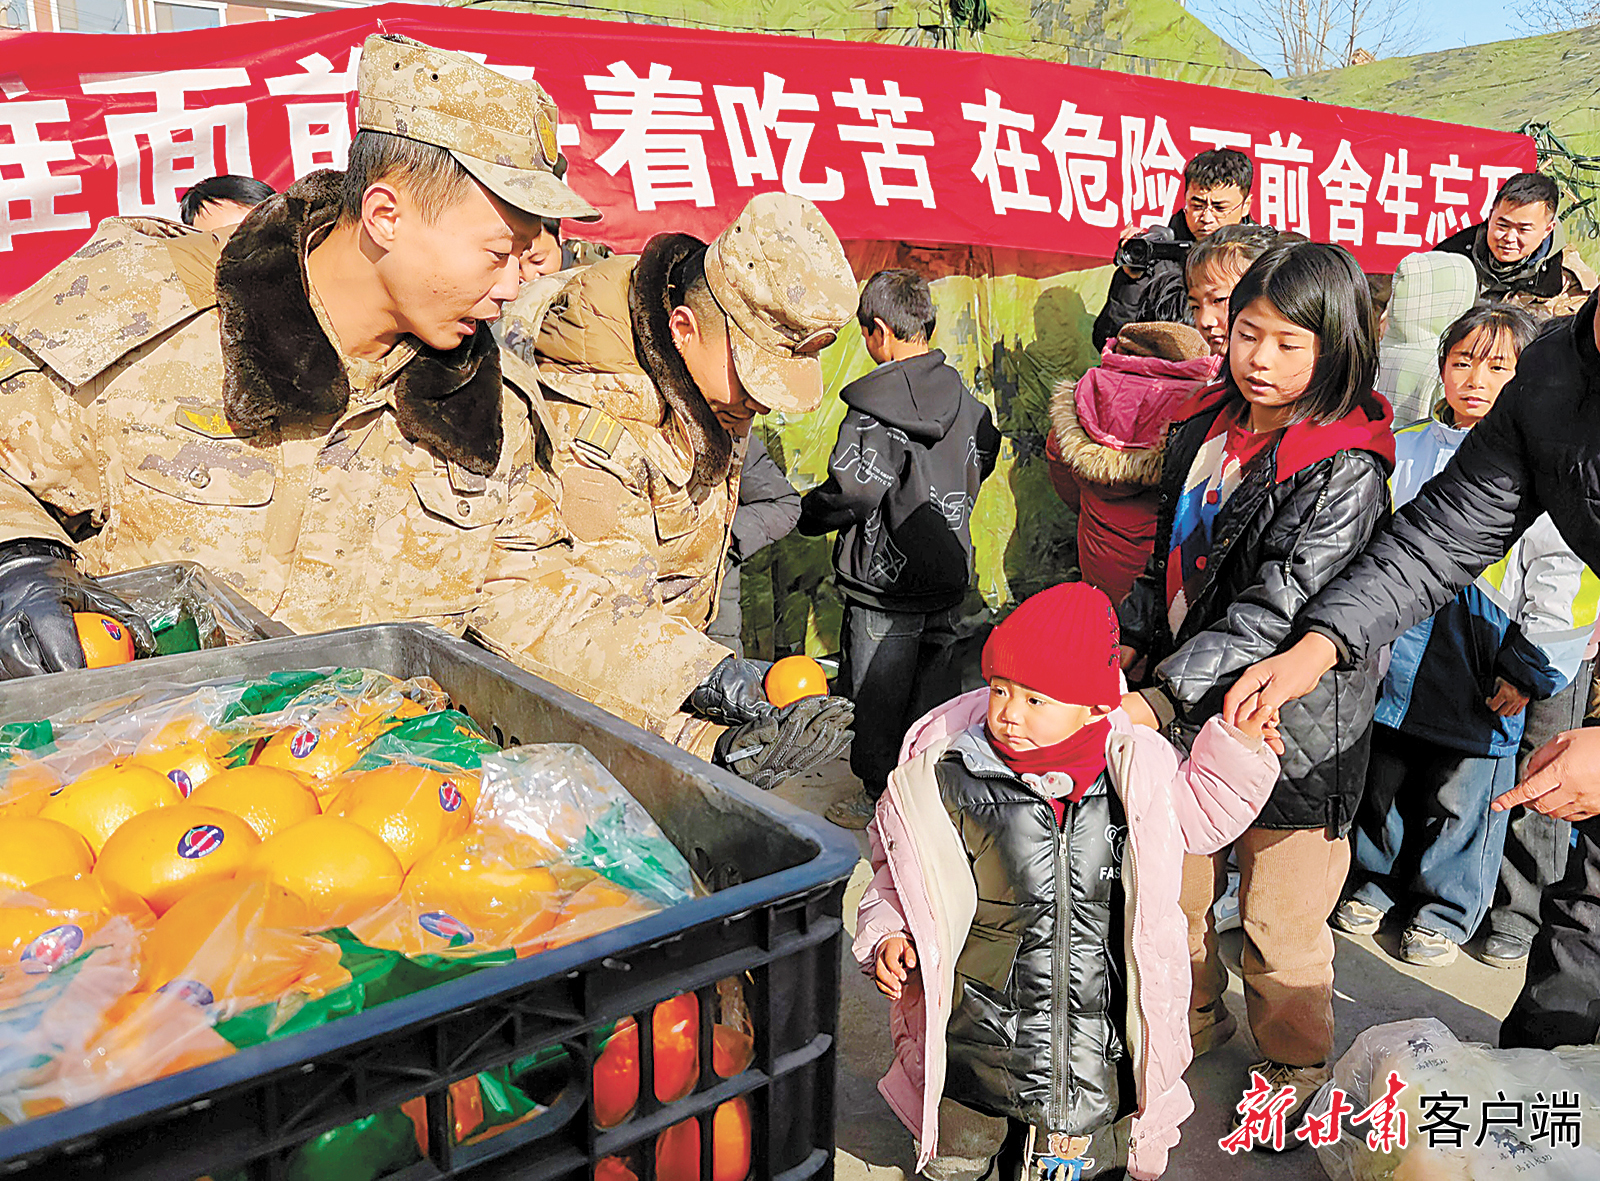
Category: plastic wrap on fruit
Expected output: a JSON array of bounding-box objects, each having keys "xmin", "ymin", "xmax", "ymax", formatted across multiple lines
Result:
[
  {"xmin": 474, "ymin": 745, "xmax": 694, "ymax": 907},
  {"xmin": 1309, "ymin": 1018, "xmax": 1600, "ymax": 1180},
  {"xmin": 0, "ymin": 915, "xmax": 147, "ymax": 1123},
  {"xmin": 348, "ymin": 830, "xmax": 662, "ymax": 958}
]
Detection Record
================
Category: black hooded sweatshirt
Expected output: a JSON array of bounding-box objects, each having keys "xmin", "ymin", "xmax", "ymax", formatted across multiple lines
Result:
[{"xmin": 799, "ymin": 350, "xmax": 1001, "ymax": 612}]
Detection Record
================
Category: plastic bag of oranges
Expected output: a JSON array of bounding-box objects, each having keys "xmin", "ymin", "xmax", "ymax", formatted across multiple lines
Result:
[{"xmin": 475, "ymin": 745, "xmax": 694, "ymax": 907}]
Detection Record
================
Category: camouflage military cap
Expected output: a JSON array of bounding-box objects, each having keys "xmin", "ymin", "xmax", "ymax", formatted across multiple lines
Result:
[
  {"xmin": 357, "ymin": 35, "xmax": 600, "ymax": 222},
  {"xmin": 703, "ymin": 193, "xmax": 857, "ymax": 414}
]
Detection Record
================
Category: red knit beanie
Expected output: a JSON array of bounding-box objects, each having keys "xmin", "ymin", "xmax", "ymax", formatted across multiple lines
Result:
[{"xmin": 981, "ymin": 582, "xmax": 1121, "ymax": 709}]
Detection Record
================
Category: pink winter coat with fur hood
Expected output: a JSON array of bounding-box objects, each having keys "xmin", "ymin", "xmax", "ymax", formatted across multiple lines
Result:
[
  {"xmin": 1046, "ymin": 344, "xmax": 1219, "ymax": 606},
  {"xmin": 853, "ymin": 690, "xmax": 1278, "ymax": 1180}
]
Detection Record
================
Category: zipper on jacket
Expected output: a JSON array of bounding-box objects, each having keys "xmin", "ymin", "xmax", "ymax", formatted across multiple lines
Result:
[
  {"xmin": 1050, "ymin": 822, "xmax": 1070, "ymax": 1132},
  {"xmin": 1283, "ymin": 479, "xmax": 1333, "ymax": 584},
  {"xmin": 1122, "ymin": 822, "xmax": 1148, "ymax": 1121}
]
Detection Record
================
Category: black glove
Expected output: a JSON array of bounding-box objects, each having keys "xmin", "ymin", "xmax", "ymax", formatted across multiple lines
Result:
[
  {"xmin": 687, "ymin": 655, "xmax": 775, "ymax": 726},
  {"xmin": 0, "ymin": 540, "xmax": 155, "ymax": 678},
  {"xmin": 714, "ymin": 694, "xmax": 855, "ymax": 791}
]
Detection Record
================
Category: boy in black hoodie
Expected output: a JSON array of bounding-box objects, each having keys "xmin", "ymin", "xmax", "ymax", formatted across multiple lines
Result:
[{"xmin": 800, "ymin": 269, "xmax": 1001, "ymax": 828}]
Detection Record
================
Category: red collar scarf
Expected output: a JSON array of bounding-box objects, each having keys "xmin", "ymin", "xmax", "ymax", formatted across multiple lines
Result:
[{"xmin": 986, "ymin": 717, "xmax": 1112, "ymax": 814}]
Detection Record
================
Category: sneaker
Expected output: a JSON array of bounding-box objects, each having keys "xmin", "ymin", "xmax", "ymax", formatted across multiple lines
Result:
[
  {"xmin": 1189, "ymin": 999, "xmax": 1237, "ymax": 1057},
  {"xmin": 1233, "ymin": 1060, "xmax": 1331, "ymax": 1150},
  {"xmin": 825, "ymin": 788, "xmax": 877, "ymax": 829},
  {"xmin": 1331, "ymin": 897, "xmax": 1385, "ymax": 936},
  {"xmin": 1400, "ymin": 925, "xmax": 1459, "ymax": 967},
  {"xmin": 1478, "ymin": 932, "xmax": 1531, "ymax": 969},
  {"xmin": 1213, "ymin": 871, "xmax": 1241, "ymax": 933}
]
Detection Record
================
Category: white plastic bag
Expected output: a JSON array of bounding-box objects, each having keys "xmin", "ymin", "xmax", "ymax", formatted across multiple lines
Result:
[{"xmin": 1310, "ymin": 1018, "xmax": 1600, "ymax": 1180}]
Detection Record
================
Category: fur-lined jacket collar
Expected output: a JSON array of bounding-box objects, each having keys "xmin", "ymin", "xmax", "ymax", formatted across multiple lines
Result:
[
  {"xmin": 531, "ymin": 232, "xmax": 732, "ymax": 486},
  {"xmin": 215, "ymin": 170, "xmax": 503, "ymax": 475},
  {"xmin": 1049, "ymin": 350, "xmax": 1217, "ymax": 490}
]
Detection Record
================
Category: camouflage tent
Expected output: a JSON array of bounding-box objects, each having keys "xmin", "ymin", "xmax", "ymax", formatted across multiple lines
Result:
[
  {"xmin": 1286, "ymin": 25, "xmax": 1600, "ymax": 264},
  {"xmin": 461, "ymin": 0, "xmax": 1272, "ymax": 656}
]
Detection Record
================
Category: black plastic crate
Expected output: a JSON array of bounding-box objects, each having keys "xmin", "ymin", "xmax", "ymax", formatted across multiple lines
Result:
[{"xmin": 0, "ymin": 623, "xmax": 858, "ymax": 1181}]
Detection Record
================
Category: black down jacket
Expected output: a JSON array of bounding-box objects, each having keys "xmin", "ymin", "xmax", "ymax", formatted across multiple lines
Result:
[
  {"xmin": 936, "ymin": 731, "xmax": 1135, "ymax": 1136},
  {"xmin": 1304, "ymin": 292, "xmax": 1600, "ymax": 670},
  {"xmin": 1118, "ymin": 387, "xmax": 1394, "ymax": 834}
]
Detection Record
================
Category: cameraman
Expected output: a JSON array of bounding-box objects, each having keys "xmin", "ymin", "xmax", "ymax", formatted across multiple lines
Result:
[{"xmin": 1092, "ymin": 148, "xmax": 1254, "ymax": 350}]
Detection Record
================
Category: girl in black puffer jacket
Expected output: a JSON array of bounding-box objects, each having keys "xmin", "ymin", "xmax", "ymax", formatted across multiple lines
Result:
[{"xmin": 1117, "ymin": 241, "xmax": 1395, "ymax": 1137}]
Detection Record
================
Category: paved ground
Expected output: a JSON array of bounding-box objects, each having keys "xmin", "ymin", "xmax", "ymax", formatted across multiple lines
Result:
[{"xmin": 774, "ymin": 760, "xmax": 1530, "ymax": 1181}]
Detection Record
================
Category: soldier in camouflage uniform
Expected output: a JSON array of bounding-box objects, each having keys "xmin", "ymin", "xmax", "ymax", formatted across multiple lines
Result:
[
  {"xmin": 500, "ymin": 193, "xmax": 860, "ymax": 757},
  {"xmin": 0, "ymin": 35, "xmax": 848, "ymax": 787}
]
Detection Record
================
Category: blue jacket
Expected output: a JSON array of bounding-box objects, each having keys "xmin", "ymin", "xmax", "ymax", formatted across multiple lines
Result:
[{"xmin": 1376, "ymin": 410, "xmax": 1597, "ymax": 755}]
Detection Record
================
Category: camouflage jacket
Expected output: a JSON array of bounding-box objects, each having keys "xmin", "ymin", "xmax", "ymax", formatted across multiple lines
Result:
[
  {"xmin": 500, "ymin": 240, "xmax": 744, "ymax": 635},
  {"xmin": 0, "ymin": 172, "xmax": 725, "ymax": 754}
]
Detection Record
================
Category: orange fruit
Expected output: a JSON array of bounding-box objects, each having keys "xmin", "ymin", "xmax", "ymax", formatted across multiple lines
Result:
[
  {"xmin": 138, "ymin": 878, "xmax": 346, "ymax": 1004},
  {"xmin": 94, "ymin": 804, "xmax": 261, "ymax": 916},
  {"xmin": 254, "ymin": 715, "xmax": 386, "ymax": 780},
  {"xmin": 241, "ymin": 816, "xmax": 404, "ymax": 928},
  {"xmin": 349, "ymin": 835, "xmax": 559, "ymax": 953},
  {"xmin": 541, "ymin": 877, "xmax": 656, "ymax": 953},
  {"xmin": 0, "ymin": 762, "xmax": 61, "ymax": 818},
  {"xmin": 325, "ymin": 764, "xmax": 475, "ymax": 871},
  {"xmin": 0, "ymin": 874, "xmax": 154, "ymax": 970},
  {"xmin": 74, "ymin": 612, "xmax": 136, "ymax": 667},
  {"xmin": 128, "ymin": 740, "xmax": 227, "ymax": 799},
  {"xmin": 39, "ymin": 762, "xmax": 181, "ymax": 855},
  {"xmin": 595, "ymin": 1158, "xmax": 639, "ymax": 1181},
  {"xmin": 0, "ymin": 817, "xmax": 94, "ymax": 893},
  {"xmin": 656, "ymin": 1099, "xmax": 752, "ymax": 1181},
  {"xmin": 653, "ymin": 993, "xmax": 700, "ymax": 1104},
  {"xmin": 135, "ymin": 715, "xmax": 222, "ymax": 756},
  {"xmin": 188, "ymin": 766, "xmax": 321, "ymax": 840},
  {"xmin": 404, "ymin": 836, "xmax": 557, "ymax": 930},
  {"xmin": 763, "ymin": 655, "xmax": 828, "ymax": 707}
]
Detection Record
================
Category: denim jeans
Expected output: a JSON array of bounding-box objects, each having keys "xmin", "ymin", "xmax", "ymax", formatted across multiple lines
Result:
[
  {"xmin": 1348, "ymin": 724, "xmax": 1514, "ymax": 944},
  {"xmin": 838, "ymin": 601, "xmax": 960, "ymax": 799},
  {"xmin": 1486, "ymin": 659, "xmax": 1592, "ymax": 943}
]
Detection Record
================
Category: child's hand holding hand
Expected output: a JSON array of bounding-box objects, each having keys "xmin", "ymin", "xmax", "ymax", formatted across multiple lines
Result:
[
  {"xmin": 874, "ymin": 935, "xmax": 918, "ymax": 1000},
  {"xmin": 1234, "ymin": 694, "xmax": 1286, "ymax": 755}
]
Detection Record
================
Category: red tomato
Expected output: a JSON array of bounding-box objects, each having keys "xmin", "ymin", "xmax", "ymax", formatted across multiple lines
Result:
[
  {"xmin": 653, "ymin": 993, "xmax": 700, "ymax": 1103},
  {"xmin": 593, "ymin": 1019, "xmax": 641, "ymax": 1128}
]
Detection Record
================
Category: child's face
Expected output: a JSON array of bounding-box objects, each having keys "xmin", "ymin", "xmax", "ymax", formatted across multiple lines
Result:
[
  {"xmin": 1229, "ymin": 297, "xmax": 1319, "ymax": 423},
  {"xmin": 987, "ymin": 677, "xmax": 1095, "ymax": 750},
  {"xmin": 1188, "ymin": 261, "xmax": 1246, "ymax": 356},
  {"xmin": 1442, "ymin": 326, "xmax": 1518, "ymax": 429}
]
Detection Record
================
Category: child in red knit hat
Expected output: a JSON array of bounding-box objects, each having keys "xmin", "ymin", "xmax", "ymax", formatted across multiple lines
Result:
[{"xmin": 853, "ymin": 581, "xmax": 1281, "ymax": 1181}]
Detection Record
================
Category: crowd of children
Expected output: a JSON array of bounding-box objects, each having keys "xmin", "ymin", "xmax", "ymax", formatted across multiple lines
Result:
[{"xmin": 741, "ymin": 166, "xmax": 1597, "ymax": 1180}]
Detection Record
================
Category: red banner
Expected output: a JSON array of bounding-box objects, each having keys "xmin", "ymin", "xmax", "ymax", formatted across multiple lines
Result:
[{"xmin": 0, "ymin": 4, "xmax": 1533, "ymax": 303}]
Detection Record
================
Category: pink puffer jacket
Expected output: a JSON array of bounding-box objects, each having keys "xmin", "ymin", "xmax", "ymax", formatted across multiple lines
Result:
[{"xmin": 854, "ymin": 690, "xmax": 1277, "ymax": 1179}]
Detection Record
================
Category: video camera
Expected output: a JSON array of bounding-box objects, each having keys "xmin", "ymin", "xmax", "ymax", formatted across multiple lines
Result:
[{"xmin": 1114, "ymin": 225, "xmax": 1191, "ymax": 273}]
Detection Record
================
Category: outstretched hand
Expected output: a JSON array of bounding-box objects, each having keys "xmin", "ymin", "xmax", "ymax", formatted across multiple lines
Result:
[
  {"xmin": 1492, "ymin": 728, "xmax": 1600, "ymax": 822},
  {"xmin": 1222, "ymin": 633, "xmax": 1339, "ymax": 728}
]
